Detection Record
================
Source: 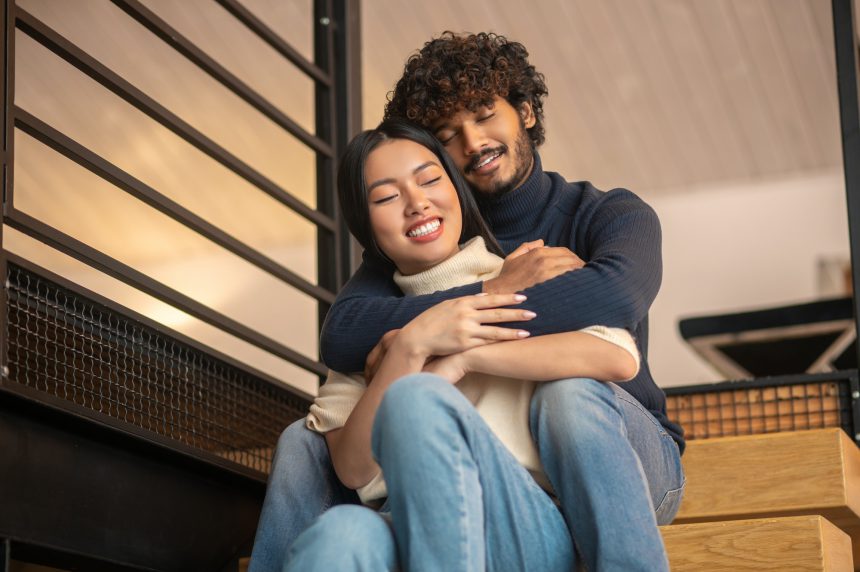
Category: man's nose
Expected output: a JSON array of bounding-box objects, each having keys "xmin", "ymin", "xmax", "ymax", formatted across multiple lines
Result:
[{"xmin": 461, "ymin": 123, "xmax": 487, "ymax": 156}]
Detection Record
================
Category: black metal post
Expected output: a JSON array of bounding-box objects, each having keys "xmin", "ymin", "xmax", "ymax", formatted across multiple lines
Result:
[
  {"xmin": 832, "ymin": 0, "xmax": 860, "ymax": 442},
  {"xmin": 0, "ymin": 0, "xmax": 11, "ymax": 383},
  {"xmin": 314, "ymin": 0, "xmax": 340, "ymax": 355},
  {"xmin": 333, "ymin": 0, "xmax": 363, "ymax": 276}
]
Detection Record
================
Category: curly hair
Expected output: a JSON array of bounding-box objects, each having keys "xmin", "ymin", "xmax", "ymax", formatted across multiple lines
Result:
[{"xmin": 384, "ymin": 32, "xmax": 549, "ymax": 147}]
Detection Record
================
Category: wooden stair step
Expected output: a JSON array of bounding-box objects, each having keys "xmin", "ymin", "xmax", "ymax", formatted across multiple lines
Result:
[
  {"xmin": 661, "ymin": 515, "xmax": 853, "ymax": 571},
  {"xmin": 676, "ymin": 428, "xmax": 860, "ymax": 527}
]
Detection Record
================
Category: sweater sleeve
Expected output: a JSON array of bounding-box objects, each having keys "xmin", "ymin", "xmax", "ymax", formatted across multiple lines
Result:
[
  {"xmin": 306, "ymin": 370, "xmax": 366, "ymax": 433},
  {"xmin": 305, "ymin": 369, "xmax": 389, "ymax": 504},
  {"xmin": 514, "ymin": 191, "xmax": 662, "ymax": 336},
  {"xmin": 577, "ymin": 325, "xmax": 640, "ymax": 380},
  {"xmin": 320, "ymin": 260, "xmax": 482, "ymax": 372}
]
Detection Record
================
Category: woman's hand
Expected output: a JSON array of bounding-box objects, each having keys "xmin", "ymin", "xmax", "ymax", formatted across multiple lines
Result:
[
  {"xmin": 423, "ymin": 353, "xmax": 469, "ymax": 384},
  {"xmin": 396, "ymin": 293, "xmax": 535, "ymax": 359}
]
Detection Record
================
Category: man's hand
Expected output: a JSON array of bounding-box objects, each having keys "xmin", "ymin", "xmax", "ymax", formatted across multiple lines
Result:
[
  {"xmin": 364, "ymin": 329, "xmax": 401, "ymax": 383},
  {"xmin": 483, "ymin": 240, "xmax": 585, "ymax": 294}
]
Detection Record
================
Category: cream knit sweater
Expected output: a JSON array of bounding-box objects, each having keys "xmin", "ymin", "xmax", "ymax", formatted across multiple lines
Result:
[{"xmin": 306, "ymin": 237, "xmax": 640, "ymax": 503}]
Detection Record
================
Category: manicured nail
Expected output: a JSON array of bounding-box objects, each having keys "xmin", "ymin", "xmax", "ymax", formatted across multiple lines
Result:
[
  {"xmin": 514, "ymin": 294, "xmax": 527, "ymax": 301},
  {"xmin": 523, "ymin": 311, "xmax": 537, "ymax": 319},
  {"xmin": 517, "ymin": 330, "xmax": 531, "ymax": 338}
]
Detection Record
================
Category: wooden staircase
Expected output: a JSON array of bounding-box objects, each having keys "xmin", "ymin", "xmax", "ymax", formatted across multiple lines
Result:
[{"xmin": 661, "ymin": 428, "xmax": 860, "ymax": 571}]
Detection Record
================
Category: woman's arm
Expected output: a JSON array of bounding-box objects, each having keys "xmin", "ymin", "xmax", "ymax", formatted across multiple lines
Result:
[
  {"xmin": 425, "ymin": 329, "xmax": 639, "ymax": 384},
  {"xmin": 324, "ymin": 292, "xmax": 531, "ymax": 490},
  {"xmin": 324, "ymin": 335, "xmax": 425, "ymax": 490}
]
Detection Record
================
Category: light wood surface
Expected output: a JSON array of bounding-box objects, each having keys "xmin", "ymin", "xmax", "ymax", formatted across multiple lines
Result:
[
  {"xmin": 662, "ymin": 515, "xmax": 853, "ymax": 572},
  {"xmin": 675, "ymin": 429, "xmax": 860, "ymax": 527}
]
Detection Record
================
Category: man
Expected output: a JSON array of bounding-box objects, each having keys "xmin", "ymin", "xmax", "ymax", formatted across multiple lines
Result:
[{"xmin": 251, "ymin": 32, "xmax": 684, "ymax": 572}]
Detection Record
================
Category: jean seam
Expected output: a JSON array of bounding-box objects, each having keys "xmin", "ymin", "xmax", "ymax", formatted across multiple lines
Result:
[
  {"xmin": 452, "ymin": 433, "xmax": 470, "ymax": 570},
  {"xmin": 614, "ymin": 391, "xmax": 668, "ymax": 435}
]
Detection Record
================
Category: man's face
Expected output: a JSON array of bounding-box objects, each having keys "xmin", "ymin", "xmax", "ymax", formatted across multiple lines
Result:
[{"xmin": 433, "ymin": 96, "xmax": 536, "ymax": 197}]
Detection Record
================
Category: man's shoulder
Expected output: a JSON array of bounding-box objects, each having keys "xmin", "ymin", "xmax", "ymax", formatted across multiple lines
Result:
[{"xmin": 545, "ymin": 171, "xmax": 653, "ymax": 216}]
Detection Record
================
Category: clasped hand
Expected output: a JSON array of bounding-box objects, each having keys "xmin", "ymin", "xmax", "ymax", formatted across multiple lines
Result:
[
  {"xmin": 483, "ymin": 239, "xmax": 585, "ymax": 294},
  {"xmin": 364, "ymin": 240, "xmax": 585, "ymax": 383},
  {"xmin": 363, "ymin": 293, "xmax": 534, "ymax": 382}
]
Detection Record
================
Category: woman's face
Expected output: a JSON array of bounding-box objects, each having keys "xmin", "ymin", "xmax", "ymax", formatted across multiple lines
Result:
[{"xmin": 364, "ymin": 138, "xmax": 463, "ymax": 275}]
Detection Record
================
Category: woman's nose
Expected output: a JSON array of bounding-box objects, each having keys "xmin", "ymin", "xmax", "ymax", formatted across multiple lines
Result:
[{"xmin": 405, "ymin": 188, "xmax": 430, "ymax": 214}]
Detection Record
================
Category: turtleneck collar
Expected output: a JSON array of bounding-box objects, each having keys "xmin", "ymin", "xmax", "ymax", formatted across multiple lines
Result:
[
  {"xmin": 393, "ymin": 237, "xmax": 503, "ymax": 296},
  {"xmin": 474, "ymin": 153, "xmax": 553, "ymax": 242}
]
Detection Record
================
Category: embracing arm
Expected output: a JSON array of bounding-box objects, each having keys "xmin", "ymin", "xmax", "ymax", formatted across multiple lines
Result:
[
  {"xmin": 427, "ymin": 328, "xmax": 639, "ymax": 384},
  {"xmin": 321, "ymin": 192, "xmax": 661, "ymax": 373},
  {"xmin": 320, "ymin": 260, "xmax": 482, "ymax": 372},
  {"xmin": 323, "ymin": 293, "xmax": 529, "ymax": 490},
  {"xmin": 324, "ymin": 338, "xmax": 424, "ymax": 490},
  {"xmin": 485, "ymin": 192, "xmax": 662, "ymax": 336}
]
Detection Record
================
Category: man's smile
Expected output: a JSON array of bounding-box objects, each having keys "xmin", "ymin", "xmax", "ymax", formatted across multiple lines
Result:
[{"xmin": 467, "ymin": 147, "xmax": 506, "ymax": 175}]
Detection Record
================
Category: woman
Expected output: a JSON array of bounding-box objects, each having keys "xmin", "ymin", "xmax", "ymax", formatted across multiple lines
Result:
[{"xmin": 285, "ymin": 119, "xmax": 640, "ymax": 571}]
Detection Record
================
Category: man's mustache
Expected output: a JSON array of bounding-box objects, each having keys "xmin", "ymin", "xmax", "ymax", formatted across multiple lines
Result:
[{"xmin": 465, "ymin": 145, "xmax": 507, "ymax": 174}]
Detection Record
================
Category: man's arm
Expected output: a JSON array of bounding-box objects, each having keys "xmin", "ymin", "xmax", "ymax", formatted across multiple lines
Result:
[
  {"xmin": 491, "ymin": 191, "xmax": 662, "ymax": 335},
  {"xmin": 321, "ymin": 191, "xmax": 661, "ymax": 372}
]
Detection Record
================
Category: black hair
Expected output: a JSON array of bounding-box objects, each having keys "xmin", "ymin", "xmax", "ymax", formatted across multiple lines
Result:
[{"xmin": 337, "ymin": 118, "xmax": 504, "ymax": 269}]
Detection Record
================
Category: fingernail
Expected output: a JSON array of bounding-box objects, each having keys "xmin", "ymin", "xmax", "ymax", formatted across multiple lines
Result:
[
  {"xmin": 476, "ymin": 292, "xmax": 488, "ymax": 297},
  {"xmin": 523, "ymin": 311, "xmax": 537, "ymax": 319},
  {"xmin": 514, "ymin": 294, "xmax": 527, "ymax": 301},
  {"xmin": 517, "ymin": 330, "xmax": 531, "ymax": 338}
]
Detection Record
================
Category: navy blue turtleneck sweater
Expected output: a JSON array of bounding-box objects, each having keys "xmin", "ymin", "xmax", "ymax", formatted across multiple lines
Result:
[{"xmin": 320, "ymin": 154, "xmax": 685, "ymax": 452}]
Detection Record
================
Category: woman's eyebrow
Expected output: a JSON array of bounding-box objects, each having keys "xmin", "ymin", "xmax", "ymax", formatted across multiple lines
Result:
[
  {"xmin": 413, "ymin": 161, "xmax": 438, "ymax": 174},
  {"xmin": 367, "ymin": 177, "xmax": 396, "ymax": 193}
]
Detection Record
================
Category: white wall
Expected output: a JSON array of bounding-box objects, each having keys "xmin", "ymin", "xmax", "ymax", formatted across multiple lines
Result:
[{"xmin": 646, "ymin": 169, "xmax": 850, "ymax": 387}]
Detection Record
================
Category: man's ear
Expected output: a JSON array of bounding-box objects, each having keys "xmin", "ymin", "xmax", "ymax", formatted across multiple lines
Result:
[{"xmin": 519, "ymin": 101, "xmax": 537, "ymax": 129}]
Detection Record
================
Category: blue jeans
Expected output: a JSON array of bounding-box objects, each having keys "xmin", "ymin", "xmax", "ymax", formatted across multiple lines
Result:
[
  {"xmin": 531, "ymin": 377, "xmax": 685, "ymax": 571},
  {"xmin": 286, "ymin": 375, "xmax": 574, "ymax": 571},
  {"xmin": 248, "ymin": 420, "xmax": 359, "ymax": 572},
  {"xmin": 252, "ymin": 376, "xmax": 685, "ymax": 571}
]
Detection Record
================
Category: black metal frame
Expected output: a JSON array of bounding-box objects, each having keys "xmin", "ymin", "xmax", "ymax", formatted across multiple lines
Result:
[
  {"xmin": 0, "ymin": 0, "xmax": 361, "ymax": 569},
  {"xmin": 834, "ymin": 0, "xmax": 860, "ymax": 360},
  {"xmin": 9, "ymin": 5, "xmax": 338, "ymax": 376},
  {"xmin": 664, "ymin": 370, "xmax": 860, "ymax": 441}
]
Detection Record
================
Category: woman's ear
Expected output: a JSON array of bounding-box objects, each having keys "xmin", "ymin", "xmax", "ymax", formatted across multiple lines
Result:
[{"xmin": 519, "ymin": 101, "xmax": 536, "ymax": 129}]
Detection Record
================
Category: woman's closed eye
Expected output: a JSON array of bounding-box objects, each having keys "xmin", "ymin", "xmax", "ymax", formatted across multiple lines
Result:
[
  {"xmin": 419, "ymin": 176, "xmax": 442, "ymax": 187},
  {"xmin": 372, "ymin": 193, "xmax": 398, "ymax": 205}
]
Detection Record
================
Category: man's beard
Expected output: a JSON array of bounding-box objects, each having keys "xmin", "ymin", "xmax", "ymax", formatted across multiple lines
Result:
[{"xmin": 467, "ymin": 122, "xmax": 535, "ymax": 199}]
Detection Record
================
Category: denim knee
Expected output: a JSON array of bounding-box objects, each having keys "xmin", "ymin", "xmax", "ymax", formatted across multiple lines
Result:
[
  {"xmin": 277, "ymin": 418, "xmax": 326, "ymax": 456},
  {"xmin": 530, "ymin": 378, "xmax": 622, "ymax": 442},
  {"xmin": 285, "ymin": 505, "xmax": 393, "ymax": 570},
  {"xmin": 307, "ymin": 505, "xmax": 388, "ymax": 542},
  {"xmin": 371, "ymin": 374, "xmax": 463, "ymax": 458},
  {"xmin": 269, "ymin": 419, "xmax": 330, "ymax": 480}
]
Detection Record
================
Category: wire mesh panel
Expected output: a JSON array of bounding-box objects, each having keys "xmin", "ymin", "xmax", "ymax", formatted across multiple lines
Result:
[
  {"xmin": 3, "ymin": 263, "xmax": 309, "ymax": 476},
  {"xmin": 665, "ymin": 375, "xmax": 854, "ymax": 442}
]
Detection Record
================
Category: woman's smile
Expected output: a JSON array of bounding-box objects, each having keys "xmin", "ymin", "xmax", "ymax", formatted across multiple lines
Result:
[{"xmin": 406, "ymin": 217, "xmax": 444, "ymax": 241}]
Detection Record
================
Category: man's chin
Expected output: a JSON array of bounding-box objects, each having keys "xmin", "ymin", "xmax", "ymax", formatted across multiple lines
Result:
[{"xmin": 471, "ymin": 183, "xmax": 516, "ymax": 201}]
